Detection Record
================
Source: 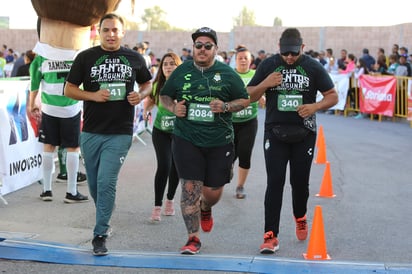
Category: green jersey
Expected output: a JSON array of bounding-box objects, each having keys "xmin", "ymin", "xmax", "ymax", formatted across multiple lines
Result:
[
  {"xmin": 30, "ymin": 54, "xmax": 80, "ymax": 118},
  {"xmin": 232, "ymin": 69, "xmax": 258, "ymax": 123},
  {"xmin": 152, "ymin": 82, "xmax": 176, "ymax": 133},
  {"xmin": 160, "ymin": 60, "xmax": 248, "ymax": 147}
]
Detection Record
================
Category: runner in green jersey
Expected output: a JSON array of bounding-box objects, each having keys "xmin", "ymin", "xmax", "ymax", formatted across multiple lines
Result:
[
  {"xmin": 231, "ymin": 45, "xmax": 263, "ymax": 199},
  {"xmin": 160, "ymin": 27, "xmax": 249, "ymax": 255},
  {"xmin": 144, "ymin": 52, "xmax": 182, "ymax": 222}
]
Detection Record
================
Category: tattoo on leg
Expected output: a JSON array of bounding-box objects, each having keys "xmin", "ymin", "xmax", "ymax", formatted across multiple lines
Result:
[{"xmin": 181, "ymin": 179, "xmax": 203, "ymax": 234}]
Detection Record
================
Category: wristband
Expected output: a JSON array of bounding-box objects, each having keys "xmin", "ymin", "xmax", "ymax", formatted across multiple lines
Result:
[{"xmin": 223, "ymin": 102, "xmax": 230, "ymax": 113}]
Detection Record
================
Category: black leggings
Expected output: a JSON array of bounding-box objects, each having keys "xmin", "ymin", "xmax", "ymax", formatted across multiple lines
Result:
[
  {"xmin": 263, "ymin": 129, "xmax": 316, "ymax": 236},
  {"xmin": 152, "ymin": 127, "xmax": 179, "ymax": 206},
  {"xmin": 233, "ymin": 118, "xmax": 258, "ymax": 169}
]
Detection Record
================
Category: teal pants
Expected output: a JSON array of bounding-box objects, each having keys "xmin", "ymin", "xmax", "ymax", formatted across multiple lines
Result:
[{"xmin": 80, "ymin": 132, "xmax": 132, "ymax": 237}]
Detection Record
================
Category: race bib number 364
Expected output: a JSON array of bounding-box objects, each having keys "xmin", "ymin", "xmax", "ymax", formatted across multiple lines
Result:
[
  {"xmin": 187, "ymin": 103, "xmax": 214, "ymax": 122},
  {"xmin": 278, "ymin": 94, "xmax": 302, "ymax": 111},
  {"xmin": 100, "ymin": 82, "xmax": 126, "ymax": 101}
]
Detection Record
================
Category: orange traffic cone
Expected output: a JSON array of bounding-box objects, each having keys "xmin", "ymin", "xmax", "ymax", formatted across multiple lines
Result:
[
  {"xmin": 303, "ymin": 205, "xmax": 331, "ymax": 260},
  {"xmin": 315, "ymin": 125, "xmax": 324, "ymax": 148},
  {"xmin": 314, "ymin": 126, "xmax": 327, "ymax": 164},
  {"xmin": 316, "ymin": 161, "xmax": 336, "ymax": 198}
]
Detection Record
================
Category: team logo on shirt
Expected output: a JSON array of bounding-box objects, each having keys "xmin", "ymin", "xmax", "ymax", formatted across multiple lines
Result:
[
  {"xmin": 91, "ymin": 56, "xmax": 132, "ymax": 82},
  {"xmin": 213, "ymin": 73, "xmax": 221, "ymax": 83}
]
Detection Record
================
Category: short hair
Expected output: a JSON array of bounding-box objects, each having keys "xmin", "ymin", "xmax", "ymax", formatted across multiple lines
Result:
[
  {"xmin": 235, "ymin": 44, "xmax": 248, "ymax": 52},
  {"xmin": 99, "ymin": 13, "xmax": 124, "ymax": 29}
]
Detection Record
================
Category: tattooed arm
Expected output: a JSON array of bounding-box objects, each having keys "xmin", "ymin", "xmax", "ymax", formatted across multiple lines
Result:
[{"xmin": 209, "ymin": 98, "xmax": 249, "ymax": 113}]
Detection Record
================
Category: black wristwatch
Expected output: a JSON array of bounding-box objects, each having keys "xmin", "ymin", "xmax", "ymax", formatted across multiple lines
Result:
[{"xmin": 223, "ymin": 102, "xmax": 230, "ymax": 113}]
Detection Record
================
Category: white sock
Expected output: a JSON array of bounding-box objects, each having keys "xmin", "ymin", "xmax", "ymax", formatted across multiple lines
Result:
[
  {"xmin": 66, "ymin": 151, "xmax": 79, "ymax": 195},
  {"xmin": 42, "ymin": 152, "xmax": 54, "ymax": 192}
]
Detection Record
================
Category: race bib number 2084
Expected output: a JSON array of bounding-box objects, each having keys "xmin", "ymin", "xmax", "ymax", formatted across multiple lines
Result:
[{"xmin": 187, "ymin": 103, "xmax": 214, "ymax": 122}]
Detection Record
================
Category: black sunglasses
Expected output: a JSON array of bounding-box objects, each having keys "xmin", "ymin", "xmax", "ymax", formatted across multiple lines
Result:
[
  {"xmin": 281, "ymin": 51, "xmax": 300, "ymax": 57},
  {"xmin": 194, "ymin": 42, "xmax": 215, "ymax": 50}
]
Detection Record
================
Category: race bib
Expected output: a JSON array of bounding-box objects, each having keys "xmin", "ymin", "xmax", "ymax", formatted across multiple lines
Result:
[
  {"xmin": 160, "ymin": 115, "xmax": 176, "ymax": 131},
  {"xmin": 278, "ymin": 94, "xmax": 302, "ymax": 111},
  {"xmin": 187, "ymin": 103, "xmax": 214, "ymax": 122},
  {"xmin": 100, "ymin": 82, "xmax": 126, "ymax": 101},
  {"xmin": 234, "ymin": 106, "xmax": 253, "ymax": 119}
]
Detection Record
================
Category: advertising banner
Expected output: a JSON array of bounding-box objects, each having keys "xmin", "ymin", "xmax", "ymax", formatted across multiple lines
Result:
[
  {"xmin": 0, "ymin": 79, "xmax": 43, "ymax": 195},
  {"xmin": 358, "ymin": 75, "xmax": 396, "ymax": 117}
]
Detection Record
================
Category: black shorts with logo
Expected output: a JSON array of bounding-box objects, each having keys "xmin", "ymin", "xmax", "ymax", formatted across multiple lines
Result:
[
  {"xmin": 39, "ymin": 111, "xmax": 81, "ymax": 148},
  {"xmin": 172, "ymin": 135, "xmax": 234, "ymax": 188}
]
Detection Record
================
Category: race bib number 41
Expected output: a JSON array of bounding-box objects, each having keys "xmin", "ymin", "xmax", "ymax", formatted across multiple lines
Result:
[
  {"xmin": 100, "ymin": 82, "xmax": 126, "ymax": 101},
  {"xmin": 187, "ymin": 103, "xmax": 214, "ymax": 122},
  {"xmin": 278, "ymin": 94, "xmax": 302, "ymax": 111}
]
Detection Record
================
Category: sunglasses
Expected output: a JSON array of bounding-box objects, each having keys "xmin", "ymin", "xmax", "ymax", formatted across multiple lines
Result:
[
  {"xmin": 281, "ymin": 51, "xmax": 300, "ymax": 57},
  {"xmin": 194, "ymin": 42, "xmax": 215, "ymax": 50}
]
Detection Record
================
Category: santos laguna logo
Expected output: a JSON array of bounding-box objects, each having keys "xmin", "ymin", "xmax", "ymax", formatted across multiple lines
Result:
[{"xmin": 361, "ymin": 88, "xmax": 393, "ymax": 102}]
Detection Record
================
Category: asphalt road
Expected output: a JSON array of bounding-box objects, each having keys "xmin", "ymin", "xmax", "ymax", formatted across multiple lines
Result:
[{"xmin": 1, "ymin": 110, "xmax": 412, "ymax": 273}]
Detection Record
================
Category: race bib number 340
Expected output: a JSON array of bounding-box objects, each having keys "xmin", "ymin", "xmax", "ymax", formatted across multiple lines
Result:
[
  {"xmin": 278, "ymin": 94, "xmax": 302, "ymax": 111},
  {"xmin": 187, "ymin": 103, "xmax": 214, "ymax": 122},
  {"xmin": 100, "ymin": 82, "xmax": 126, "ymax": 101}
]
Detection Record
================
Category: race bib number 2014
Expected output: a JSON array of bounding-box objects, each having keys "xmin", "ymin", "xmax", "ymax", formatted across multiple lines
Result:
[{"xmin": 234, "ymin": 106, "xmax": 253, "ymax": 119}]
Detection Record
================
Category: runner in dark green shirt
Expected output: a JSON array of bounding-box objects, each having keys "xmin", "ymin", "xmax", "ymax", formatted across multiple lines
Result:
[
  {"xmin": 161, "ymin": 59, "xmax": 248, "ymax": 147},
  {"xmin": 160, "ymin": 27, "xmax": 249, "ymax": 255}
]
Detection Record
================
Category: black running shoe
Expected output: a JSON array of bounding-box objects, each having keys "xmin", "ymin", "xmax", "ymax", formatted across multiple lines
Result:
[
  {"xmin": 56, "ymin": 172, "xmax": 87, "ymax": 184},
  {"xmin": 92, "ymin": 235, "xmax": 108, "ymax": 256},
  {"xmin": 40, "ymin": 190, "xmax": 53, "ymax": 201},
  {"xmin": 64, "ymin": 192, "xmax": 89, "ymax": 203},
  {"xmin": 76, "ymin": 172, "xmax": 87, "ymax": 183}
]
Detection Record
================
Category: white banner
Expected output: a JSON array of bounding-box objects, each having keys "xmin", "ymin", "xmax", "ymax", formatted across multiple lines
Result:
[
  {"xmin": 317, "ymin": 73, "xmax": 350, "ymax": 110},
  {"xmin": 329, "ymin": 73, "xmax": 350, "ymax": 110},
  {"xmin": 0, "ymin": 79, "xmax": 43, "ymax": 195}
]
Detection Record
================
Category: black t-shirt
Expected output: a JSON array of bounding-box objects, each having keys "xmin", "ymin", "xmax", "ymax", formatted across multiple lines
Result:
[
  {"xmin": 16, "ymin": 63, "xmax": 30, "ymax": 77},
  {"xmin": 248, "ymin": 54, "xmax": 334, "ymax": 132},
  {"xmin": 66, "ymin": 46, "xmax": 152, "ymax": 135},
  {"xmin": 253, "ymin": 58, "xmax": 262, "ymax": 68}
]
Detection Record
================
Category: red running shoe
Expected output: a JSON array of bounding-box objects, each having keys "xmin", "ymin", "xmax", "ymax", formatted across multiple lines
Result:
[
  {"xmin": 295, "ymin": 215, "xmax": 308, "ymax": 241},
  {"xmin": 259, "ymin": 231, "xmax": 279, "ymax": 254},
  {"xmin": 201, "ymin": 208, "xmax": 214, "ymax": 232},
  {"xmin": 180, "ymin": 236, "xmax": 201, "ymax": 255}
]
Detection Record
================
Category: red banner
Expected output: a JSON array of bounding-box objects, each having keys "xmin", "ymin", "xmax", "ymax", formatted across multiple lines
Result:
[
  {"xmin": 408, "ymin": 79, "xmax": 412, "ymax": 121},
  {"xmin": 358, "ymin": 75, "xmax": 396, "ymax": 117}
]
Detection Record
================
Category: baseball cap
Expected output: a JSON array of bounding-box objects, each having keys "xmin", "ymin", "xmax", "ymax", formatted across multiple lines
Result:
[
  {"xmin": 279, "ymin": 28, "xmax": 302, "ymax": 54},
  {"xmin": 279, "ymin": 37, "xmax": 302, "ymax": 54},
  {"xmin": 192, "ymin": 27, "xmax": 218, "ymax": 45}
]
